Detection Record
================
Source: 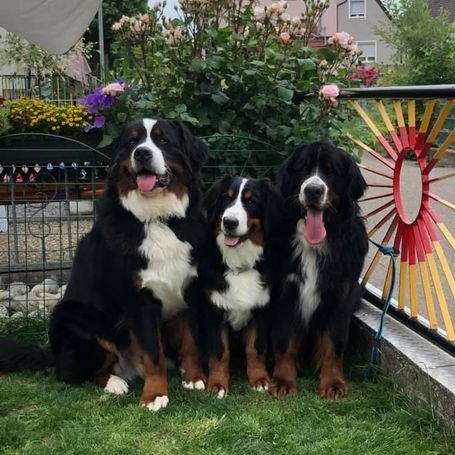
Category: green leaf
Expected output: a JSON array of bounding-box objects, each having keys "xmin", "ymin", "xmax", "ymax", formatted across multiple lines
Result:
[
  {"xmin": 175, "ymin": 104, "xmax": 187, "ymax": 114},
  {"xmin": 297, "ymin": 58, "xmax": 317, "ymax": 71},
  {"xmin": 190, "ymin": 58, "xmax": 207, "ymax": 72},
  {"xmin": 97, "ymin": 134, "xmax": 113, "ymax": 149},
  {"xmin": 277, "ymin": 86, "xmax": 294, "ymax": 102},
  {"xmin": 116, "ymin": 112, "xmax": 127, "ymax": 123},
  {"xmin": 180, "ymin": 113, "xmax": 200, "ymax": 125},
  {"xmin": 211, "ymin": 92, "xmax": 230, "ymax": 105}
]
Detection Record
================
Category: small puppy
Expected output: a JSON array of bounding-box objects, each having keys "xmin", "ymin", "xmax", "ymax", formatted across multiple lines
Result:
[{"xmin": 200, "ymin": 176, "xmax": 283, "ymax": 397}]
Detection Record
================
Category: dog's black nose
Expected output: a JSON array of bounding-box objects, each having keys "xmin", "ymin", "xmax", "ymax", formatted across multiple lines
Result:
[
  {"xmin": 304, "ymin": 184, "xmax": 324, "ymax": 198},
  {"xmin": 134, "ymin": 147, "xmax": 152, "ymax": 162},
  {"xmin": 223, "ymin": 217, "xmax": 239, "ymax": 231}
]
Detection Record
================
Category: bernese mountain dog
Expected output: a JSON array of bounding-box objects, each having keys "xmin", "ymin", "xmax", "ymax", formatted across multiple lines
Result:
[
  {"xmin": 0, "ymin": 118, "xmax": 208, "ymax": 411},
  {"xmin": 199, "ymin": 176, "xmax": 283, "ymax": 397},
  {"xmin": 269, "ymin": 141, "xmax": 368, "ymax": 400}
]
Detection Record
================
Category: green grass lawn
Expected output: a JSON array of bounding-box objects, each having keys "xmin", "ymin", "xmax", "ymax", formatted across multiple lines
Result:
[{"xmin": 0, "ymin": 319, "xmax": 454, "ymax": 455}]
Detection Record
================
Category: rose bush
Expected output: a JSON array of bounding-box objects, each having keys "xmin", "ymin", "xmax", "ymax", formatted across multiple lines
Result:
[{"xmin": 92, "ymin": 1, "xmax": 366, "ymax": 170}]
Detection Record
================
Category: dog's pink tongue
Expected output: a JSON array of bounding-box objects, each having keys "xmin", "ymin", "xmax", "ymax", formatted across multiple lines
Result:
[
  {"xmin": 137, "ymin": 174, "xmax": 157, "ymax": 192},
  {"xmin": 302, "ymin": 209, "xmax": 326, "ymax": 245},
  {"xmin": 224, "ymin": 236, "xmax": 240, "ymax": 247}
]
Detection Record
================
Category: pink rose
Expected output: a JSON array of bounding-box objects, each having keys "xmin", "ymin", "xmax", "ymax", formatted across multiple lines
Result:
[
  {"xmin": 279, "ymin": 32, "xmax": 291, "ymax": 44},
  {"xmin": 346, "ymin": 44, "xmax": 358, "ymax": 55},
  {"xmin": 140, "ymin": 14, "xmax": 150, "ymax": 23},
  {"xmin": 102, "ymin": 82, "xmax": 126, "ymax": 96},
  {"xmin": 276, "ymin": 1, "xmax": 287, "ymax": 14},
  {"xmin": 320, "ymin": 84, "xmax": 339, "ymax": 107},
  {"xmin": 329, "ymin": 31, "xmax": 353, "ymax": 48}
]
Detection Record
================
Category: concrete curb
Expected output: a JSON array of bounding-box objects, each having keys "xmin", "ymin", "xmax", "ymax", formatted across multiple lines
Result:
[{"xmin": 352, "ymin": 301, "xmax": 455, "ymax": 428}]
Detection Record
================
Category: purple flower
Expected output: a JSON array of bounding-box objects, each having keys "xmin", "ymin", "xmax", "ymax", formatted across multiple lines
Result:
[
  {"xmin": 79, "ymin": 87, "xmax": 115, "ymax": 113},
  {"xmin": 93, "ymin": 115, "xmax": 106, "ymax": 129}
]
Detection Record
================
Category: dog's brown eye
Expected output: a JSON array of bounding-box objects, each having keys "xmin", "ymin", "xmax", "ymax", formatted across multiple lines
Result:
[
  {"xmin": 129, "ymin": 139, "xmax": 137, "ymax": 147},
  {"xmin": 324, "ymin": 161, "xmax": 332, "ymax": 170}
]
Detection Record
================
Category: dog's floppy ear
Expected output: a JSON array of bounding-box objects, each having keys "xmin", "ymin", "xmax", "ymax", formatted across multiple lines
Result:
[
  {"xmin": 261, "ymin": 179, "xmax": 284, "ymax": 236},
  {"xmin": 343, "ymin": 150, "xmax": 367, "ymax": 201},
  {"xmin": 278, "ymin": 144, "xmax": 307, "ymax": 198},
  {"xmin": 204, "ymin": 175, "xmax": 232, "ymax": 225},
  {"xmin": 172, "ymin": 120, "xmax": 208, "ymax": 173}
]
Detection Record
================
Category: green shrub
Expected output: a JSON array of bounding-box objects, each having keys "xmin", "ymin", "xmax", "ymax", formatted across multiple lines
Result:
[{"xmin": 85, "ymin": 1, "xmax": 366, "ymax": 171}]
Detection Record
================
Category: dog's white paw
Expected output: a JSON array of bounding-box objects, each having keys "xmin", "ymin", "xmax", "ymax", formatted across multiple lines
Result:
[
  {"xmin": 253, "ymin": 383, "xmax": 269, "ymax": 392},
  {"xmin": 141, "ymin": 395, "xmax": 169, "ymax": 412},
  {"xmin": 182, "ymin": 379, "xmax": 205, "ymax": 390},
  {"xmin": 217, "ymin": 388, "xmax": 227, "ymax": 399},
  {"xmin": 104, "ymin": 375, "xmax": 129, "ymax": 395}
]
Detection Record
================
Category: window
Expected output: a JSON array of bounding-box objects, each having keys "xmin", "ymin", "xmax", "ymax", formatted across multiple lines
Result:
[
  {"xmin": 350, "ymin": 0, "xmax": 366, "ymax": 18},
  {"xmin": 357, "ymin": 41, "xmax": 376, "ymax": 63}
]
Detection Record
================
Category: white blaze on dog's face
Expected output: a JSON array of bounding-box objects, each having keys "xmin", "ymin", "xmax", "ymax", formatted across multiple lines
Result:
[
  {"xmin": 280, "ymin": 141, "xmax": 367, "ymax": 247},
  {"xmin": 221, "ymin": 178, "xmax": 249, "ymax": 245},
  {"xmin": 131, "ymin": 119, "xmax": 166, "ymax": 187},
  {"xmin": 205, "ymin": 176, "xmax": 272, "ymax": 249},
  {"xmin": 111, "ymin": 118, "xmax": 207, "ymax": 221}
]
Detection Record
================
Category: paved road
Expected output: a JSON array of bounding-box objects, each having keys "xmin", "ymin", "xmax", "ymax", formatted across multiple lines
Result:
[{"xmin": 360, "ymin": 153, "xmax": 454, "ymax": 336}]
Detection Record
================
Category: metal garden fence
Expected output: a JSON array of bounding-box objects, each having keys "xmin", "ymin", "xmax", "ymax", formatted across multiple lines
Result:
[
  {"xmin": 0, "ymin": 133, "xmax": 277, "ymax": 320},
  {"xmin": 0, "ymin": 85, "xmax": 454, "ymax": 353},
  {"xmin": 0, "ymin": 74, "xmax": 98, "ymax": 102}
]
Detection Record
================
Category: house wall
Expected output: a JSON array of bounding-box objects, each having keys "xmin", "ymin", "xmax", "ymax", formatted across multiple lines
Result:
[{"xmin": 337, "ymin": 0, "xmax": 394, "ymax": 64}]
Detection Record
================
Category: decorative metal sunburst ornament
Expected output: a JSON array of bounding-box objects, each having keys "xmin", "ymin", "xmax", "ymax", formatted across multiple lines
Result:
[{"xmin": 348, "ymin": 96, "xmax": 455, "ymax": 341}]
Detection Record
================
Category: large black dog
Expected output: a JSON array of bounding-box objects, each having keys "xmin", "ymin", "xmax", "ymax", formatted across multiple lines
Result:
[
  {"xmin": 269, "ymin": 141, "xmax": 368, "ymax": 400},
  {"xmin": 0, "ymin": 119, "xmax": 209, "ymax": 411},
  {"xmin": 200, "ymin": 176, "xmax": 283, "ymax": 397}
]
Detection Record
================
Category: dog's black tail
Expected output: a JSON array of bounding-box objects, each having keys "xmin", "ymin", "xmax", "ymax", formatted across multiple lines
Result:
[{"xmin": 0, "ymin": 337, "xmax": 54, "ymax": 372}]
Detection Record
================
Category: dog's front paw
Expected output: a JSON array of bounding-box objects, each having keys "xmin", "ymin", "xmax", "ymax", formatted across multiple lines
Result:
[
  {"xmin": 207, "ymin": 381, "xmax": 228, "ymax": 399},
  {"xmin": 249, "ymin": 377, "xmax": 270, "ymax": 392},
  {"xmin": 318, "ymin": 378, "xmax": 348, "ymax": 400},
  {"xmin": 104, "ymin": 374, "xmax": 129, "ymax": 395},
  {"xmin": 269, "ymin": 377, "xmax": 297, "ymax": 399},
  {"xmin": 140, "ymin": 395, "xmax": 169, "ymax": 411},
  {"xmin": 182, "ymin": 379, "xmax": 206, "ymax": 390}
]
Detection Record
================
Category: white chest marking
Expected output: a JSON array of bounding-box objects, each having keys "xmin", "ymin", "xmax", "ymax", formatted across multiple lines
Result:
[
  {"xmin": 211, "ymin": 237, "xmax": 269, "ymax": 330},
  {"xmin": 120, "ymin": 191, "xmax": 189, "ymax": 222},
  {"xmin": 289, "ymin": 224, "xmax": 327, "ymax": 325},
  {"xmin": 139, "ymin": 221, "xmax": 196, "ymax": 320}
]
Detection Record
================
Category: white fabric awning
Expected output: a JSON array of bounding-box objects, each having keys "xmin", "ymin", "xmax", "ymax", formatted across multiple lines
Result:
[{"xmin": 0, "ymin": 0, "xmax": 102, "ymax": 54}]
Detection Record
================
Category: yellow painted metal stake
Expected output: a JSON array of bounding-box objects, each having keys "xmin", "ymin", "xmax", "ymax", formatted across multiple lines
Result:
[
  {"xmin": 409, "ymin": 263, "xmax": 418, "ymax": 318},
  {"xmin": 427, "ymin": 253, "xmax": 455, "ymax": 340},
  {"xmin": 361, "ymin": 251, "xmax": 382, "ymax": 286},
  {"xmin": 382, "ymin": 258, "xmax": 393, "ymax": 301},
  {"xmin": 408, "ymin": 100, "xmax": 416, "ymax": 129},
  {"xmin": 398, "ymin": 260, "xmax": 408, "ymax": 310},
  {"xmin": 350, "ymin": 101, "xmax": 382, "ymax": 137},
  {"xmin": 376, "ymin": 101, "xmax": 395, "ymax": 134},
  {"xmin": 432, "ymin": 240, "xmax": 455, "ymax": 298},
  {"xmin": 393, "ymin": 100, "xmax": 406, "ymax": 129},
  {"xmin": 418, "ymin": 260, "xmax": 438, "ymax": 329},
  {"xmin": 427, "ymin": 100, "xmax": 455, "ymax": 143},
  {"xmin": 419, "ymin": 100, "xmax": 437, "ymax": 134},
  {"xmin": 436, "ymin": 222, "xmax": 455, "ymax": 251},
  {"xmin": 432, "ymin": 129, "xmax": 455, "ymax": 161}
]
